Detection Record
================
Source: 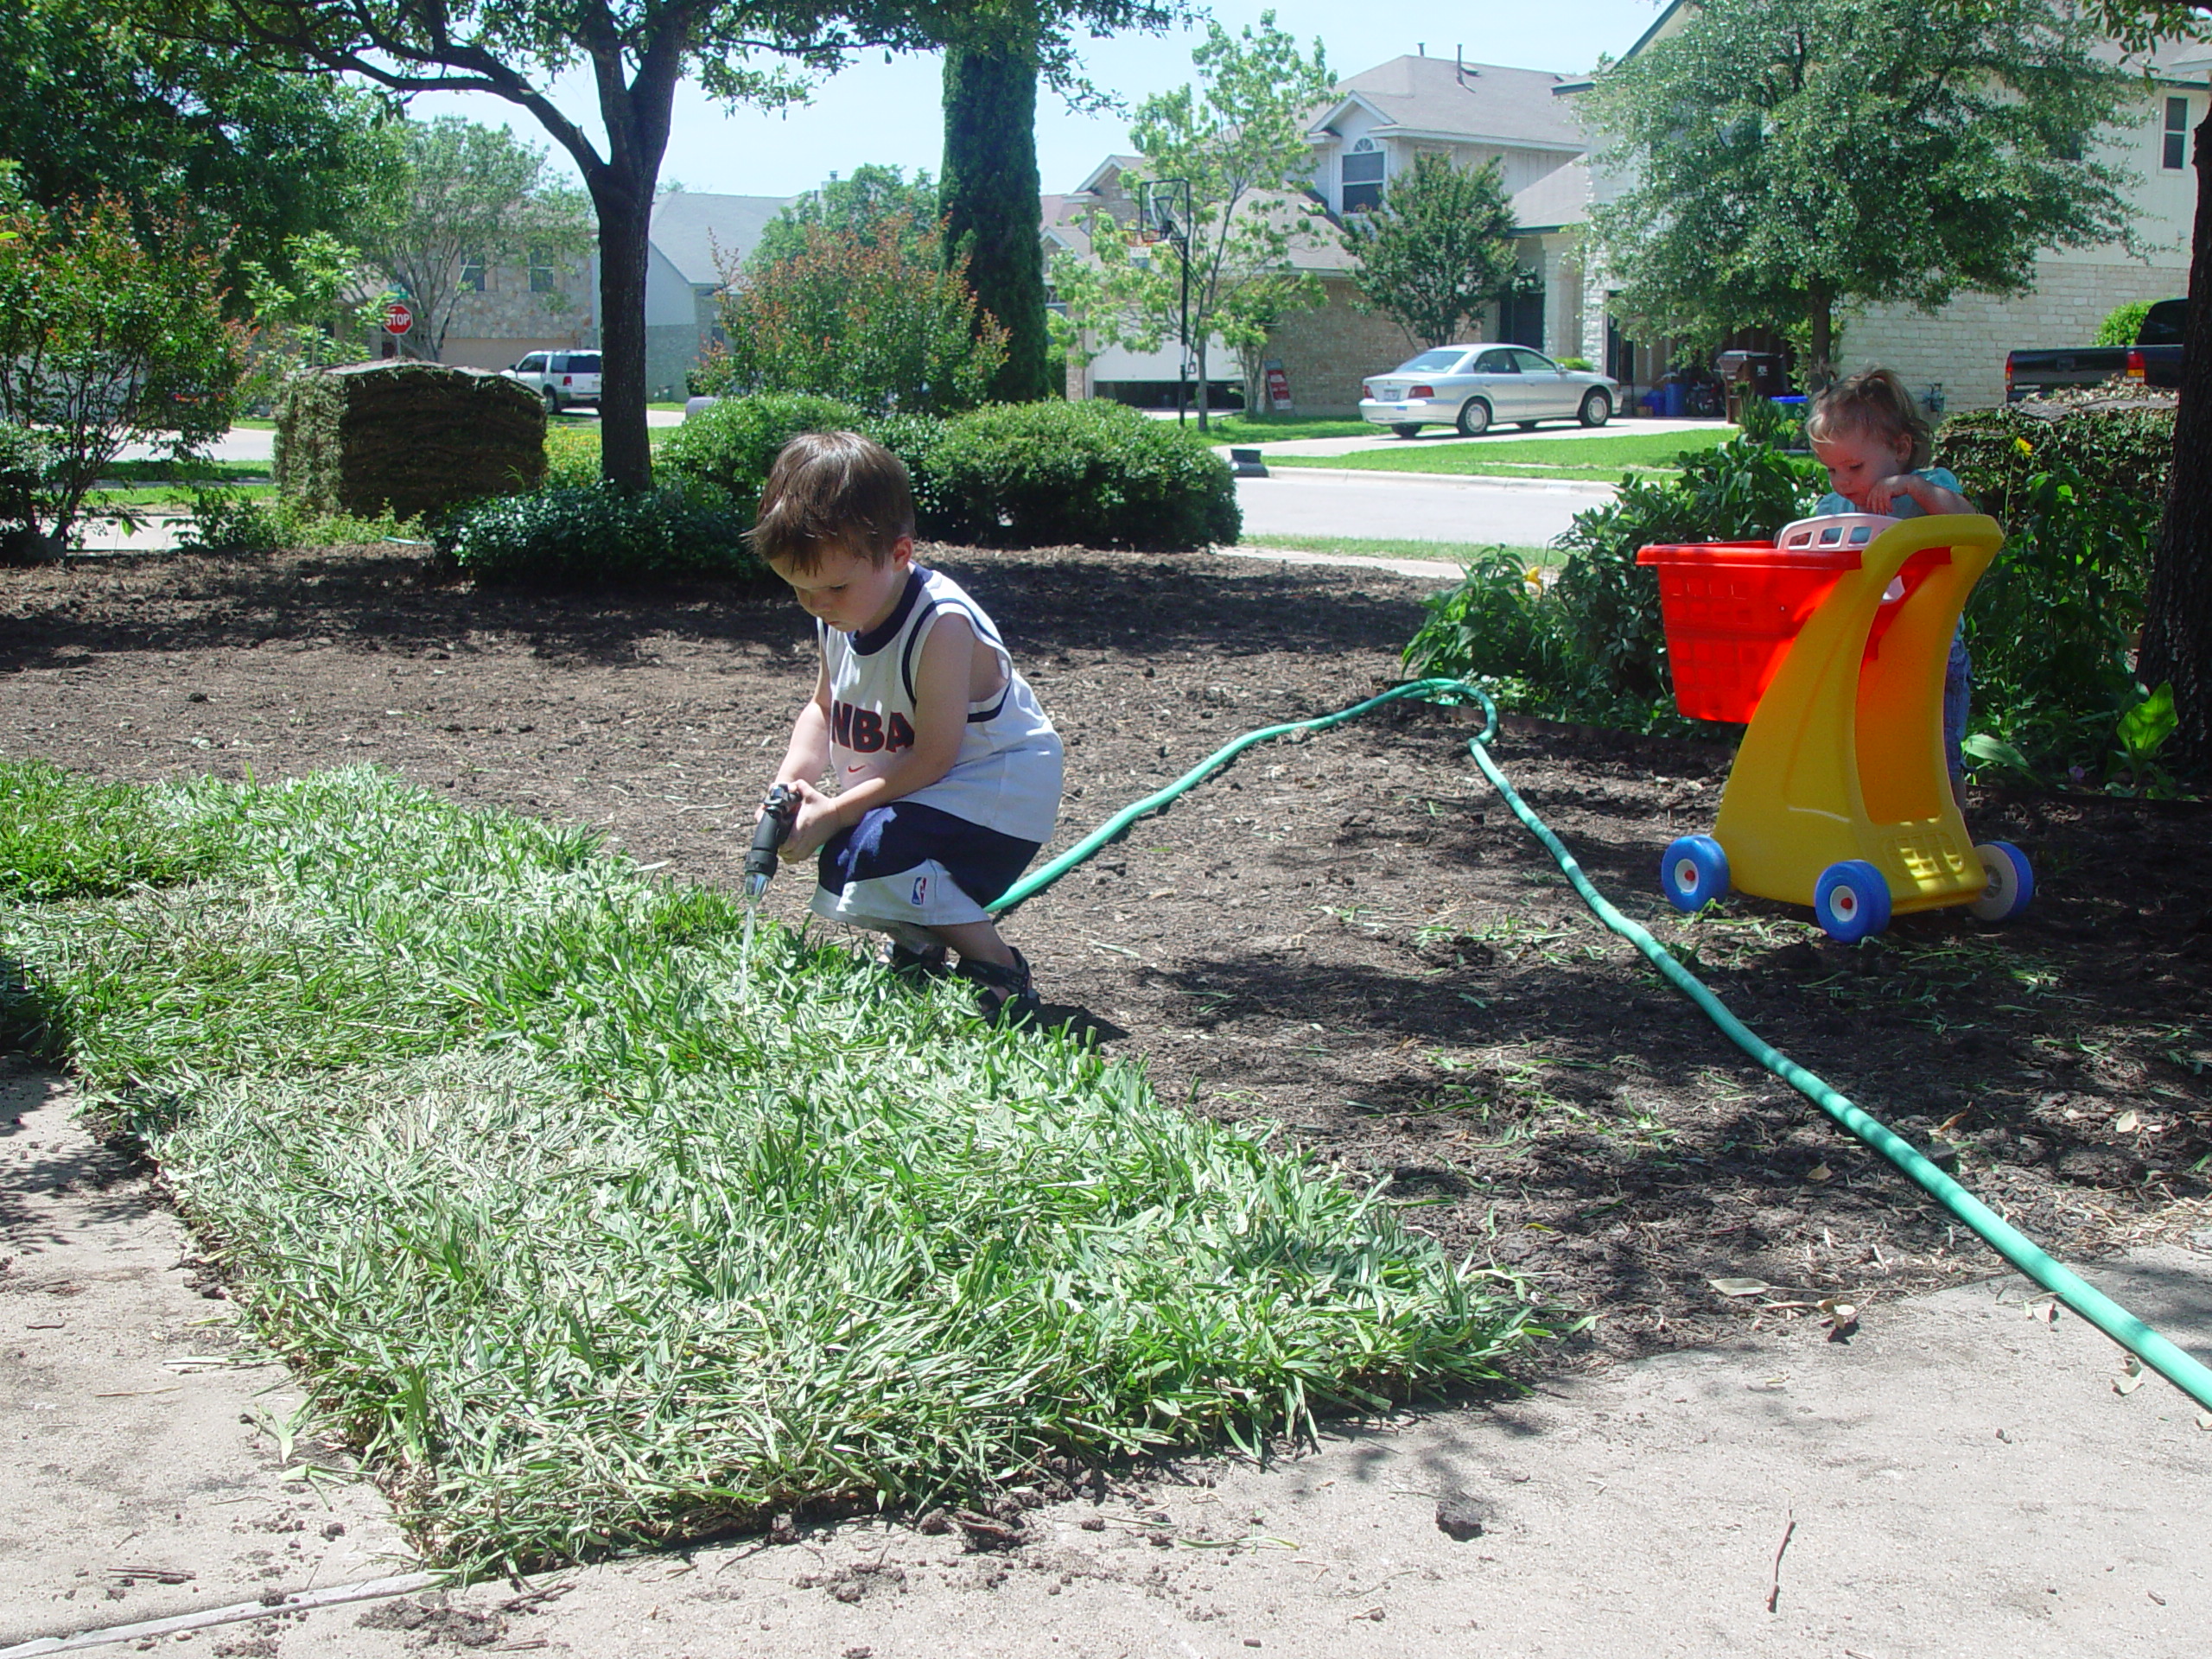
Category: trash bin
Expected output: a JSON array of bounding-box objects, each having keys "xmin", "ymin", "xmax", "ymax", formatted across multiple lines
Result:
[{"xmin": 1658, "ymin": 378, "xmax": 1686, "ymax": 418}]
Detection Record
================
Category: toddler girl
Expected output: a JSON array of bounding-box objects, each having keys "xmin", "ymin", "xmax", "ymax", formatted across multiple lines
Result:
[{"xmin": 1805, "ymin": 368, "xmax": 1975, "ymax": 790}]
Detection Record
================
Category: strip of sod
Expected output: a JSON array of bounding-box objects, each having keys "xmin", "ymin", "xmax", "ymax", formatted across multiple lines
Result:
[{"xmin": 0, "ymin": 761, "xmax": 1550, "ymax": 1574}]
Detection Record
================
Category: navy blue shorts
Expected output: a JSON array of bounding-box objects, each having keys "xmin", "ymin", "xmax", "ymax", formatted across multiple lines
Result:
[{"xmin": 810, "ymin": 800, "xmax": 1041, "ymax": 936}]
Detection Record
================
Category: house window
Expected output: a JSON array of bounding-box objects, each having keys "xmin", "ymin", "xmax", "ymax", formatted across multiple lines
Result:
[
  {"xmin": 529, "ymin": 246, "xmax": 556, "ymax": 293},
  {"xmin": 1342, "ymin": 145, "xmax": 1385, "ymax": 214},
  {"xmin": 460, "ymin": 254, "xmax": 487, "ymax": 293},
  {"xmin": 2164, "ymin": 97, "xmax": 2190, "ymax": 172}
]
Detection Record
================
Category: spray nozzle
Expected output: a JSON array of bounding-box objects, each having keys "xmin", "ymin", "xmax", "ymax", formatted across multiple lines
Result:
[{"xmin": 743, "ymin": 783, "xmax": 799, "ymax": 900}]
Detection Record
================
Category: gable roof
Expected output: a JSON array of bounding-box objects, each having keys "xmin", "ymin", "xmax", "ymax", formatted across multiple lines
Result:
[
  {"xmin": 649, "ymin": 192, "xmax": 797, "ymax": 287},
  {"xmin": 1309, "ymin": 54, "xmax": 1586, "ymax": 150}
]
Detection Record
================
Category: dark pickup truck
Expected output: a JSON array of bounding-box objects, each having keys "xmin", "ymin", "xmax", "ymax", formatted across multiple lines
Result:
[{"xmin": 2005, "ymin": 298, "xmax": 2184, "ymax": 401}]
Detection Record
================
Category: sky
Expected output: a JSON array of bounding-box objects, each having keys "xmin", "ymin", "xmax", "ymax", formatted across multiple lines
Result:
[{"xmin": 406, "ymin": 0, "xmax": 1671, "ymax": 201}]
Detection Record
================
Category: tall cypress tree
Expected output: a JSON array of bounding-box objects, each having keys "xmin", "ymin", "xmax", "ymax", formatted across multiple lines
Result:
[{"xmin": 941, "ymin": 28, "xmax": 1052, "ymax": 404}]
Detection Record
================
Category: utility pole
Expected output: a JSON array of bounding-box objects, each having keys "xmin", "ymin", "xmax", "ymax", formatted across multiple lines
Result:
[{"xmin": 1143, "ymin": 178, "xmax": 1192, "ymax": 426}]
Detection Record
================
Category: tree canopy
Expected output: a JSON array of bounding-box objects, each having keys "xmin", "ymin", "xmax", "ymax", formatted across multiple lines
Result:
[
  {"xmin": 1053, "ymin": 12, "xmax": 1333, "ymax": 425},
  {"xmin": 153, "ymin": 0, "xmax": 1178, "ymax": 487},
  {"xmin": 1341, "ymin": 152, "xmax": 1520, "ymax": 349},
  {"xmin": 359, "ymin": 117, "xmax": 594, "ymax": 364},
  {"xmin": 0, "ymin": 0, "xmax": 394, "ymax": 305},
  {"xmin": 1581, "ymin": 0, "xmax": 2136, "ymax": 372},
  {"xmin": 749, "ymin": 163, "xmax": 938, "ymax": 274}
]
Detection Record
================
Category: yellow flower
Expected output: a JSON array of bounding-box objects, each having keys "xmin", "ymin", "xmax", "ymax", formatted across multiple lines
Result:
[{"xmin": 2014, "ymin": 436, "xmax": 2033, "ymax": 455}]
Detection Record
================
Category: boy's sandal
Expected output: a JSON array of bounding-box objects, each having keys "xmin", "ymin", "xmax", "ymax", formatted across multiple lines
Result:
[
  {"xmin": 885, "ymin": 940, "xmax": 950, "ymax": 982},
  {"xmin": 957, "ymin": 949, "xmax": 1039, "ymax": 1027}
]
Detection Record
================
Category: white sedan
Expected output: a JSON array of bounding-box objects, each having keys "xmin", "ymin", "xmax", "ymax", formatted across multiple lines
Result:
[{"xmin": 1358, "ymin": 345, "xmax": 1618, "ymax": 437}]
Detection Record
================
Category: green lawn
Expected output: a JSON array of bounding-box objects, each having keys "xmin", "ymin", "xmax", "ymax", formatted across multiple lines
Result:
[
  {"xmin": 87, "ymin": 484, "xmax": 277, "ymax": 510},
  {"xmin": 1230, "ymin": 532, "xmax": 1562, "ymax": 567},
  {"xmin": 0, "ymin": 761, "xmax": 1546, "ymax": 1573},
  {"xmin": 1272, "ymin": 428, "xmax": 1736, "ymax": 481},
  {"xmin": 1198, "ymin": 412, "xmax": 1379, "ymax": 444}
]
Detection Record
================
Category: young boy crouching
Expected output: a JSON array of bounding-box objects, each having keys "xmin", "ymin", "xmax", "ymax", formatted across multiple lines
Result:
[{"xmin": 752, "ymin": 430, "xmax": 1063, "ymax": 1023}]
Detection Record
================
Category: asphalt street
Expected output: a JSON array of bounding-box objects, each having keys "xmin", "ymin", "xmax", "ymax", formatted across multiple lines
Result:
[{"xmin": 1235, "ymin": 466, "xmax": 1610, "ymax": 546}]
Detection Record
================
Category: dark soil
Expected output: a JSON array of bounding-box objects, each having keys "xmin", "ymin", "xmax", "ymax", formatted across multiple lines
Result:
[{"xmin": 5, "ymin": 542, "xmax": 2209, "ymax": 1361}]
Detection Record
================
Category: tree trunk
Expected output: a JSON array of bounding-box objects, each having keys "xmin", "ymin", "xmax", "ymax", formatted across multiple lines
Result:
[
  {"xmin": 1807, "ymin": 283, "xmax": 1834, "ymax": 388},
  {"xmin": 2143, "ymin": 109, "xmax": 2212, "ymax": 775},
  {"xmin": 941, "ymin": 35, "xmax": 1052, "ymax": 404},
  {"xmin": 590, "ymin": 177, "xmax": 653, "ymax": 489}
]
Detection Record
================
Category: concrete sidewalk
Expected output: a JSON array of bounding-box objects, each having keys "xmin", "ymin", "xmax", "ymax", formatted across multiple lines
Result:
[
  {"xmin": 1216, "ymin": 416, "xmax": 1734, "ymax": 459},
  {"xmin": 6, "ymin": 1060, "xmax": 2209, "ymax": 1658}
]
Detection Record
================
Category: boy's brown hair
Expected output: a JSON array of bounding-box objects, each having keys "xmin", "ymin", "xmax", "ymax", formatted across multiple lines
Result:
[
  {"xmin": 748, "ymin": 429, "xmax": 916, "ymax": 572},
  {"xmin": 1807, "ymin": 368, "xmax": 1932, "ymax": 472}
]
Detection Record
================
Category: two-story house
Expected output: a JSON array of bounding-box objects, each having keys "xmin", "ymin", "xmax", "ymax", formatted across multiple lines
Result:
[
  {"xmin": 1056, "ymin": 52, "xmax": 1599, "ymax": 416},
  {"xmin": 402, "ymin": 190, "xmax": 794, "ymax": 400},
  {"xmin": 1567, "ymin": 1, "xmax": 2207, "ymax": 411}
]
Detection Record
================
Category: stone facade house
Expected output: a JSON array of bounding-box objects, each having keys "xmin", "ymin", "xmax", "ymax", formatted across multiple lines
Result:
[
  {"xmin": 399, "ymin": 191, "xmax": 793, "ymax": 399},
  {"xmin": 1568, "ymin": 1, "xmax": 2206, "ymax": 411}
]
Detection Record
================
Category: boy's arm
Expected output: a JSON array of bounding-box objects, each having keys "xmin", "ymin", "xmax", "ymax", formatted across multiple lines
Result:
[
  {"xmin": 772, "ymin": 654, "xmax": 833, "ymax": 791},
  {"xmin": 780, "ymin": 615, "xmax": 977, "ymax": 859}
]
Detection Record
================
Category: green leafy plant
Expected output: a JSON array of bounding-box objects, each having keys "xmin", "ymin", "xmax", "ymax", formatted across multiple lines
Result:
[
  {"xmin": 919, "ymin": 399, "xmax": 1238, "ymax": 550},
  {"xmin": 698, "ymin": 215, "xmax": 1007, "ymax": 416},
  {"xmin": 1405, "ymin": 435, "xmax": 1818, "ymax": 727},
  {"xmin": 435, "ymin": 482, "xmax": 756, "ymax": 586},
  {"xmin": 1963, "ymin": 464, "xmax": 2154, "ymax": 776},
  {"xmin": 2113, "ymin": 681, "xmax": 2180, "ymax": 797},
  {"xmin": 2094, "ymin": 299, "xmax": 2155, "ymax": 347},
  {"xmin": 654, "ymin": 392, "xmax": 865, "ymax": 524},
  {"xmin": 1935, "ymin": 401, "xmax": 2172, "ymax": 522},
  {"xmin": 0, "ymin": 187, "xmax": 248, "ymax": 547},
  {"xmin": 1341, "ymin": 152, "xmax": 1521, "ymax": 348}
]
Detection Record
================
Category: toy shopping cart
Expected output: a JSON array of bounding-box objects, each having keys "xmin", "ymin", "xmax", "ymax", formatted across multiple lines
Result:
[{"xmin": 1637, "ymin": 512, "xmax": 2032, "ymax": 942}]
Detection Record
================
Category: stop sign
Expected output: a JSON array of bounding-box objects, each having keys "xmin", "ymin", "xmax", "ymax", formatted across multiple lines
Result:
[{"xmin": 383, "ymin": 300, "xmax": 414, "ymax": 336}]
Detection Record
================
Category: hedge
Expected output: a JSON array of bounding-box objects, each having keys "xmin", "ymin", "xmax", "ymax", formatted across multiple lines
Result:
[
  {"xmin": 1933, "ymin": 399, "xmax": 2172, "ymax": 524},
  {"xmin": 435, "ymin": 484, "xmax": 758, "ymax": 588}
]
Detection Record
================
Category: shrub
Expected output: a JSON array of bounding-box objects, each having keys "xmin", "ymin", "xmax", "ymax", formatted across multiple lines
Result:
[
  {"xmin": 435, "ymin": 483, "xmax": 757, "ymax": 587},
  {"xmin": 543, "ymin": 423, "xmax": 601, "ymax": 489},
  {"xmin": 2094, "ymin": 300, "xmax": 2153, "ymax": 347},
  {"xmin": 0, "ymin": 189, "xmax": 247, "ymax": 546},
  {"xmin": 920, "ymin": 400, "xmax": 1238, "ymax": 551},
  {"xmin": 1934, "ymin": 400, "xmax": 2172, "ymax": 523},
  {"xmin": 1964, "ymin": 466, "xmax": 2158, "ymax": 778},
  {"xmin": 655, "ymin": 393, "xmax": 865, "ymax": 524},
  {"xmin": 697, "ymin": 214, "xmax": 1007, "ymax": 415}
]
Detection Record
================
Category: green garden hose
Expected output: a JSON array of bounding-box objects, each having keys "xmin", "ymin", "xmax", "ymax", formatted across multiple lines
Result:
[{"xmin": 995, "ymin": 677, "xmax": 2212, "ymax": 1413}]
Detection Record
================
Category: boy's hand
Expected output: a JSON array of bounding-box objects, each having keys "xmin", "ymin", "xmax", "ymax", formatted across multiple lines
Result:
[{"xmin": 776, "ymin": 779, "xmax": 844, "ymax": 861}]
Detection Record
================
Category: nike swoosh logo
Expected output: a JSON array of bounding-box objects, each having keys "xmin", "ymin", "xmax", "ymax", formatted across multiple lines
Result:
[{"xmin": 847, "ymin": 764, "xmax": 867, "ymax": 773}]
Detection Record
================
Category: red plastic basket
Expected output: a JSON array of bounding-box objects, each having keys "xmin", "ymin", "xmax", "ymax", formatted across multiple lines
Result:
[{"xmin": 1635, "ymin": 541, "xmax": 1858, "ymax": 723}]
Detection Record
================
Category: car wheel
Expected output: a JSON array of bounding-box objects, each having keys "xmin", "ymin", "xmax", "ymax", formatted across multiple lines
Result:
[
  {"xmin": 1390, "ymin": 423, "xmax": 1422, "ymax": 439},
  {"xmin": 543, "ymin": 387, "xmax": 562, "ymax": 416},
  {"xmin": 1456, "ymin": 399, "xmax": 1491, "ymax": 437},
  {"xmin": 1579, "ymin": 389, "xmax": 1612, "ymax": 428}
]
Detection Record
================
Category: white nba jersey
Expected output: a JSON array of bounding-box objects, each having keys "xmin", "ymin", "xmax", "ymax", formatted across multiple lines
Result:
[{"xmin": 820, "ymin": 566, "xmax": 1063, "ymax": 843}]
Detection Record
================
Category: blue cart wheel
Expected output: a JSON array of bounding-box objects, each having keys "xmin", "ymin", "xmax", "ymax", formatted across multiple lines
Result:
[
  {"xmin": 1968, "ymin": 841, "xmax": 2034, "ymax": 922},
  {"xmin": 1814, "ymin": 859, "xmax": 1892, "ymax": 943},
  {"xmin": 1660, "ymin": 835, "xmax": 1730, "ymax": 912}
]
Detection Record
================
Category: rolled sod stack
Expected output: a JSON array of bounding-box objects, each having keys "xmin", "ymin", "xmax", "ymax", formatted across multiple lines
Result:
[{"xmin": 275, "ymin": 361, "xmax": 547, "ymax": 521}]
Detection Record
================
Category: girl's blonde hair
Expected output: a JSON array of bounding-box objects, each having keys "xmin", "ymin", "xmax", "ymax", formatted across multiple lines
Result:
[{"xmin": 1807, "ymin": 368, "xmax": 1932, "ymax": 471}]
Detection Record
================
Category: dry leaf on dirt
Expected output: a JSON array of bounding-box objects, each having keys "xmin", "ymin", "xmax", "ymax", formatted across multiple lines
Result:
[
  {"xmin": 2113, "ymin": 1109, "xmax": 2142, "ymax": 1134},
  {"xmin": 1805, "ymin": 1164, "xmax": 1833, "ymax": 1183},
  {"xmin": 1709, "ymin": 1278, "xmax": 1770, "ymax": 1298},
  {"xmin": 2113, "ymin": 1355, "xmax": 2145, "ymax": 1396}
]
